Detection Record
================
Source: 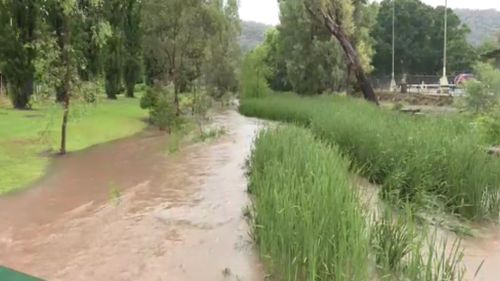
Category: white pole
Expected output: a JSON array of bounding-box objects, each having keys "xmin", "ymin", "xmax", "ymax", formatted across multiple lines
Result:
[
  {"xmin": 390, "ymin": 0, "xmax": 396, "ymax": 92},
  {"xmin": 440, "ymin": 0, "xmax": 449, "ymax": 93}
]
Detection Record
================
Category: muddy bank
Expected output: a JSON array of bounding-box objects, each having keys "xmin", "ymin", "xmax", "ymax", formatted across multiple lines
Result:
[{"xmin": 0, "ymin": 111, "xmax": 265, "ymax": 281}]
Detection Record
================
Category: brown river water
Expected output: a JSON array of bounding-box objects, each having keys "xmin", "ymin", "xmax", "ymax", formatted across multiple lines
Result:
[
  {"xmin": 1, "ymin": 109, "xmax": 500, "ymax": 281},
  {"xmin": 0, "ymin": 111, "xmax": 265, "ymax": 281}
]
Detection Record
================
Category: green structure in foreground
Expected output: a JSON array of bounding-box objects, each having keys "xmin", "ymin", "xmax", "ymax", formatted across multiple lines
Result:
[{"xmin": 0, "ymin": 266, "xmax": 43, "ymax": 281}]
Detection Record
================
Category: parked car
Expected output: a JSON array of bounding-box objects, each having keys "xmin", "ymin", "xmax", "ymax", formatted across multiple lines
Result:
[{"xmin": 454, "ymin": 73, "xmax": 474, "ymax": 86}]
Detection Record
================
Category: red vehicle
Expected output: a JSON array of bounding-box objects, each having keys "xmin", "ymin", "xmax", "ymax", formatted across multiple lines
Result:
[{"xmin": 454, "ymin": 73, "xmax": 474, "ymax": 86}]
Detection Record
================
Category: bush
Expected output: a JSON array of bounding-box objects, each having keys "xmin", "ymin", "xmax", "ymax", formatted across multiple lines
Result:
[
  {"xmin": 140, "ymin": 86, "xmax": 177, "ymax": 132},
  {"xmin": 139, "ymin": 87, "xmax": 157, "ymax": 110},
  {"xmin": 240, "ymin": 94, "xmax": 500, "ymax": 220},
  {"xmin": 475, "ymin": 111, "xmax": 500, "ymax": 145},
  {"xmin": 464, "ymin": 63, "xmax": 500, "ymax": 113},
  {"xmin": 239, "ymin": 46, "xmax": 271, "ymax": 99},
  {"xmin": 150, "ymin": 91, "xmax": 177, "ymax": 132}
]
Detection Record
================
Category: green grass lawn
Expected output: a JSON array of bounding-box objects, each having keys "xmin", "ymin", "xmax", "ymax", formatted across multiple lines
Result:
[{"xmin": 0, "ymin": 96, "xmax": 148, "ymax": 194}]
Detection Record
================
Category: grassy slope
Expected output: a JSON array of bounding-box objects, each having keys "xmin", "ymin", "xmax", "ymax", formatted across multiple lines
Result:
[{"xmin": 0, "ymin": 96, "xmax": 148, "ymax": 194}]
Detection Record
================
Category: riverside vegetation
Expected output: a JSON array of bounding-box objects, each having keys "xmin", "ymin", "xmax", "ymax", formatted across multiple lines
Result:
[
  {"xmin": 248, "ymin": 126, "xmax": 465, "ymax": 281},
  {"xmin": 241, "ymin": 94, "xmax": 500, "ymax": 221}
]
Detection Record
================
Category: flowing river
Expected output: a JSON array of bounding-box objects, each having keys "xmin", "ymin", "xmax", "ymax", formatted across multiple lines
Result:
[{"xmin": 0, "ymin": 111, "xmax": 265, "ymax": 281}]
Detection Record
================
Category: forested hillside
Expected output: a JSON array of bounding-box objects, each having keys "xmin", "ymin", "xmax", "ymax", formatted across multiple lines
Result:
[
  {"xmin": 455, "ymin": 9, "xmax": 500, "ymax": 45},
  {"xmin": 239, "ymin": 21, "xmax": 272, "ymax": 52}
]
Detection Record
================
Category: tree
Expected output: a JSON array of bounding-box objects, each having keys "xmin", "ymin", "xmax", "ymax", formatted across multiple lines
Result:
[
  {"xmin": 240, "ymin": 46, "xmax": 271, "ymax": 99},
  {"xmin": 202, "ymin": 0, "xmax": 241, "ymax": 100},
  {"xmin": 261, "ymin": 29, "xmax": 291, "ymax": 92},
  {"xmin": 142, "ymin": 0, "xmax": 209, "ymax": 114},
  {"xmin": 304, "ymin": 0, "xmax": 379, "ymax": 104},
  {"xmin": 0, "ymin": 0, "xmax": 38, "ymax": 109},
  {"xmin": 77, "ymin": 0, "xmax": 106, "ymax": 81},
  {"xmin": 123, "ymin": 0, "xmax": 142, "ymax": 98},
  {"xmin": 104, "ymin": 0, "xmax": 125, "ymax": 99},
  {"xmin": 372, "ymin": 0, "xmax": 476, "ymax": 76},
  {"xmin": 43, "ymin": 0, "xmax": 105, "ymax": 154},
  {"xmin": 277, "ymin": 0, "xmax": 349, "ymax": 95}
]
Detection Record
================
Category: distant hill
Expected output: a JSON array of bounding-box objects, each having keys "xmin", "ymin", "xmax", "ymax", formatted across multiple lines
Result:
[
  {"xmin": 238, "ymin": 10, "xmax": 500, "ymax": 50},
  {"xmin": 455, "ymin": 9, "xmax": 500, "ymax": 46},
  {"xmin": 239, "ymin": 21, "xmax": 273, "ymax": 53}
]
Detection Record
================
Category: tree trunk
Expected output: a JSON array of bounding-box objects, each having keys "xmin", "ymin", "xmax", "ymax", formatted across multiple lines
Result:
[
  {"xmin": 60, "ymin": 97, "xmax": 69, "ymax": 155},
  {"xmin": 174, "ymin": 83, "xmax": 180, "ymax": 116},
  {"xmin": 307, "ymin": 6, "xmax": 379, "ymax": 105},
  {"xmin": 126, "ymin": 84, "xmax": 135, "ymax": 98},
  {"xmin": 60, "ymin": 14, "xmax": 71, "ymax": 155}
]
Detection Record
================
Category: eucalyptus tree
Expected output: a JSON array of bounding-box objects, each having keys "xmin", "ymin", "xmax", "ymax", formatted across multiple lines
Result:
[
  {"xmin": 123, "ymin": 0, "xmax": 142, "ymax": 98},
  {"xmin": 142, "ymin": 0, "xmax": 210, "ymax": 114},
  {"xmin": 372, "ymin": 0, "xmax": 475, "ymax": 76},
  {"xmin": 278, "ymin": 0, "xmax": 348, "ymax": 95},
  {"xmin": 43, "ymin": 0, "xmax": 108, "ymax": 154},
  {"xmin": 0, "ymin": 0, "xmax": 38, "ymax": 109},
  {"xmin": 103, "ymin": 0, "xmax": 126, "ymax": 99},
  {"xmin": 202, "ymin": 0, "xmax": 241, "ymax": 100},
  {"xmin": 304, "ymin": 0, "xmax": 379, "ymax": 104}
]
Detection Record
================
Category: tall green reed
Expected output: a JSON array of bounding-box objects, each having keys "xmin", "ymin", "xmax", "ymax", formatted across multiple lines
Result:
[
  {"xmin": 241, "ymin": 94, "xmax": 500, "ymax": 220},
  {"xmin": 248, "ymin": 126, "xmax": 465, "ymax": 280}
]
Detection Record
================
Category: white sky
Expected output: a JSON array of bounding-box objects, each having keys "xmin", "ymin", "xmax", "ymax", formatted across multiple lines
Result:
[{"xmin": 238, "ymin": 0, "xmax": 500, "ymax": 25}]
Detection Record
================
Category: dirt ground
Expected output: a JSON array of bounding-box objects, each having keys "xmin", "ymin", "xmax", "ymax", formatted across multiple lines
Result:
[{"xmin": 0, "ymin": 111, "xmax": 265, "ymax": 281}]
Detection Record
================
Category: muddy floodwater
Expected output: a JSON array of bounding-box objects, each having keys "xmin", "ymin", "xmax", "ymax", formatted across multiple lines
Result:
[
  {"xmin": 0, "ymin": 111, "xmax": 265, "ymax": 281},
  {"xmin": 461, "ymin": 226, "xmax": 500, "ymax": 281}
]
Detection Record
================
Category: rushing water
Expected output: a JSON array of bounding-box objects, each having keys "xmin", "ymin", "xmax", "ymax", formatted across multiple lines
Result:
[{"xmin": 0, "ymin": 111, "xmax": 265, "ymax": 281}]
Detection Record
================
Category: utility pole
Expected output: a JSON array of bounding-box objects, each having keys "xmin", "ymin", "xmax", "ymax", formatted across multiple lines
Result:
[
  {"xmin": 389, "ymin": 0, "xmax": 396, "ymax": 92},
  {"xmin": 439, "ymin": 0, "xmax": 449, "ymax": 93}
]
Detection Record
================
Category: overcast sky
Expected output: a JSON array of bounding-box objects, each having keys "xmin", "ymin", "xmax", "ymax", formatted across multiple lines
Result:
[{"xmin": 239, "ymin": 0, "xmax": 500, "ymax": 26}]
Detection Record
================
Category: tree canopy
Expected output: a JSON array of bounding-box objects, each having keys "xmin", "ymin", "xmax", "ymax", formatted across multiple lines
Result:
[{"xmin": 372, "ymin": 0, "xmax": 476, "ymax": 76}]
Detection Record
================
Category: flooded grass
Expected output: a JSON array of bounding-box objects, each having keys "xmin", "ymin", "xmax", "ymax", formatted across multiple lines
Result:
[
  {"xmin": 240, "ymin": 94, "xmax": 500, "ymax": 221},
  {"xmin": 0, "ymin": 95, "xmax": 148, "ymax": 194},
  {"xmin": 247, "ymin": 126, "xmax": 465, "ymax": 281}
]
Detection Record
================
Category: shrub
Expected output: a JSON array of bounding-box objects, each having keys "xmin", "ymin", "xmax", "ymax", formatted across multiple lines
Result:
[
  {"xmin": 150, "ymin": 91, "xmax": 177, "ymax": 132},
  {"xmin": 139, "ymin": 87, "xmax": 157, "ymax": 110},
  {"xmin": 140, "ymin": 86, "xmax": 177, "ymax": 132},
  {"xmin": 464, "ymin": 63, "xmax": 500, "ymax": 114},
  {"xmin": 239, "ymin": 46, "xmax": 271, "ymax": 99}
]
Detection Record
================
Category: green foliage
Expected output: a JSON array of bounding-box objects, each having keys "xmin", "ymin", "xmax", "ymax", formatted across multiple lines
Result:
[
  {"xmin": 104, "ymin": 35, "xmax": 123, "ymax": 99},
  {"xmin": 240, "ymin": 94, "xmax": 500, "ymax": 220},
  {"xmin": 142, "ymin": 0, "xmax": 209, "ymax": 94},
  {"xmin": 372, "ymin": 0, "xmax": 476, "ymax": 75},
  {"xmin": 123, "ymin": 0, "xmax": 142, "ymax": 98},
  {"xmin": 240, "ymin": 46, "xmax": 271, "ymax": 99},
  {"xmin": 139, "ymin": 87, "xmax": 157, "ymax": 109},
  {"xmin": 0, "ymin": 0, "xmax": 38, "ymax": 109},
  {"xmin": 141, "ymin": 87, "xmax": 178, "ymax": 132},
  {"xmin": 371, "ymin": 212, "xmax": 411, "ymax": 272},
  {"xmin": 109, "ymin": 183, "xmax": 121, "ymax": 206},
  {"xmin": 255, "ymin": 0, "xmax": 376, "ymax": 95},
  {"xmin": 192, "ymin": 91, "xmax": 212, "ymax": 133},
  {"xmin": 249, "ymin": 125, "xmax": 465, "ymax": 281},
  {"xmin": 464, "ymin": 63, "xmax": 500, "ymax": 113},
  {"xmin": 474, "ymin": 113, "xmax": 500, "ymax": 145},
  {"xmin": 249, "ymin": 126, "xmax": 371, "ymax": 280},
  {"xmin": 203, "ymin": 0, "xmax": 240, "ymax": 100}
]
